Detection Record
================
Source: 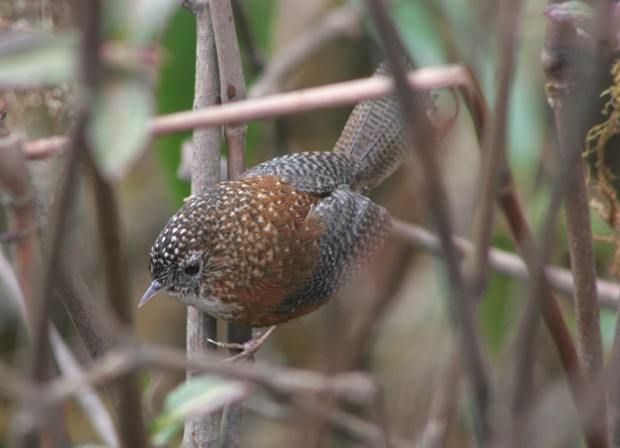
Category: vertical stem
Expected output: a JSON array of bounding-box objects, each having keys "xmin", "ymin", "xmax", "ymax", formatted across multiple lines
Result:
[
  {"xmin": 366, "ymin": 0, "xmax": 493, "ymax": 443},
  {"xmin": 0, "ymin": 134, "xmax": 39, "ymax": 328},
  {"xmin": 17, "ymin": 0, "xmax": 110, "ymax": 440},
  {"xmin": 211, "ymin": 0, "xmax": 248, "ymax": 179},
  {"xmin": 183, "ymin": 3, "xmax": 223, "ymax": 446},
  {"xmin": 231, "ymin": 0, "xmax": 264, "ymax": 73},
  {"xmin": 542, "ymin": 1, "xmax": 614, "ymax": 444},
  {"xmin": 609, "ymin": 309, "xmax": 620, "ymax": 446},
  {"xmin": 498, "ymin": 161, "xmax": 606, "ymax": 447},
  {"xmin": 210, "ymin": 2, "xmax": 250, "ymax": 446},
  {"xmin": 90, "ymin": 162, "xmax": 148, "ymax": 448},
  {"xmin": 210, "ymin": 0, "xmax": 252, "ymax": 352},
  {"xmin": 562, "ymin": 135, "xmax": 604, "ymax": 383},
  {"xmin": 470, "ymin": 0, "xmax": 522, "ymax": 297}
]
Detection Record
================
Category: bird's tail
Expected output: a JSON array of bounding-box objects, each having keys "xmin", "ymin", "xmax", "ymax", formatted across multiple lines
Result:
[{"xmin": 333, "ymin": 62, "xmax": 430, "ymax": 193}]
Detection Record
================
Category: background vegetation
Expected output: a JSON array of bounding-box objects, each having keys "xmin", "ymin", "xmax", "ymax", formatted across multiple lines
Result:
[{"xmin": 0, "ymin": 0, "xmax": 619, "ymax": 447}]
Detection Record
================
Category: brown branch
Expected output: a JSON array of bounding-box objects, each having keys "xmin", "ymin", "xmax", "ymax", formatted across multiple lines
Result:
[
  {"xmin": 210, "ymin": 1, "xmax": 251, "ymax": 445},
  {"xmin": 34, "ymin": 342, "xmax": 396, "ymax": 447},
  {"xmin": 543, "ymin": 0, "xmax": 606, "ymax": 388},
  {"xmin": 22, "ymin": 65, "xmax": 471, "ymax": 160},
  {"xmin": 503, "ymin": 172, "xmax": 607, "ymax": 448},
  {"xmin": 182, "ymin": 1, "xmax": 223, "ymax": 446},
  {"xmin": 71, "ymin": 1, "xmax": 149, "ymax": 445},
  {"xmin": 454, "ymin": 51, "xmax": 606, "ymax": 446},
  {"xmin": 57, "ymin": 272, "xmax": 114, "ymax": 360},
  {"xmin": 367, "ymin": 0, "xmax": 493, "ymax": 443},
  {"xmin": 0, "ymin": 134, "xmax": 39, "ymax": 329},
  {"xmin": 541, "ymin": 0, "xmax": 616, "ymax": 446},
  {"xmin": 0, "ymin": 92, "xmax": 122, "ymax": 447},
  {"xmin": 212, "ymin": 0, "xmax": 247, "ymax": 181},
  {"xmin": 210, "ymin": 0, "xmax": 252, "ymax": 352},
  {"xmin": 18, "ymin": 94, "xmax": 83, "ymax": 448},
  {"xmin": 231, "ymin": 0, "xmax": 263, "ymax": 73},
  {"xmin": 23, "ymin": 135, "xmax": 68, "ymax": 159},
  {"xmin": 470, "ymin": 0, "xmax": 523, "ymax": 298},
  {"xmin": 150, "ymin": 65, "xmax": 466, "ymax": 136},
  {"xmin": 33, "ymin": 343, "xmax": 378, "ymax": 413},
  {"xmin": 290, "ymin": 189, "xmax": 417, "ymax": 447},
  {"xmin": 390, "ymin": 218, "xmax": 620, "ymax": 308},
  {"xmin": 563, "ymin": 153, "xmax": 604, "ymax": 379},
  {"xmin": 89, "ymin": 161, "xmax": 148, "ymax": 448}
]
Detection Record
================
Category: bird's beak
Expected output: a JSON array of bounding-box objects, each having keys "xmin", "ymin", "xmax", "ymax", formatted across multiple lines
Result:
[{"xmin": 139, "ymin": 280, "xmax": 166, "ymax": 308}]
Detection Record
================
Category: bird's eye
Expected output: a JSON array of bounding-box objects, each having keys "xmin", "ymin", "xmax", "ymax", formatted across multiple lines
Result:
[{"xmin": 184, "ymin": 260, "xmax": 201, "ymax": 275}]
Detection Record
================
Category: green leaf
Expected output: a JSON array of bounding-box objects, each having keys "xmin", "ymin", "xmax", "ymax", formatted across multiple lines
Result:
[
  {"xmin": 150, "ymin": 375, "xmax": 249, "ymax": 446},
  {"xmin": 88, "ymin": 78, "xmax": 153, "ymax": 181},
  {"xmin": 389, "ymin": 2, "xmax": 447, "ymax": 66},
  {"xmin": 0, "ymin": 31, "xmax": 77, "ymax": 87},
  {"xmin": 155, "ymin": 8, "xmax": 195, "ymax": 205}
]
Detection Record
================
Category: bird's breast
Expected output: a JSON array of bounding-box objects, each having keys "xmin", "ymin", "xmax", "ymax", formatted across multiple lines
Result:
[{"xmin": 195, "ymin": 175, "xmax": 327, "ymax": 327}]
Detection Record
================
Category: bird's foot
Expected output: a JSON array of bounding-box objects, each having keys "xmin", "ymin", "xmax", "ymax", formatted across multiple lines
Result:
[{"xmin": 208, "ymin": 325, "xmax": 276, "ymax": 362}]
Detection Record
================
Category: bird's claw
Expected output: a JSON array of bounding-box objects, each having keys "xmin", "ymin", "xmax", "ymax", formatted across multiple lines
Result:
[{"xmin": 208, "ymin": 325, "xmax": 276, "ymax": 362}]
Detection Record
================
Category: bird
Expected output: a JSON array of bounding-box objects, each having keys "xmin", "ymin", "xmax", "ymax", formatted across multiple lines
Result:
[{"xmin": 140, "ymin": 62, "xmax": 424, "ymax": 328}]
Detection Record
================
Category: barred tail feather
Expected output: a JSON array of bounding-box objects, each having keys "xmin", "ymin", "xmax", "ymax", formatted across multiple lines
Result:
[{"xmin": 333, "ymin": 62, "xmax": 429, "ymax": 192}]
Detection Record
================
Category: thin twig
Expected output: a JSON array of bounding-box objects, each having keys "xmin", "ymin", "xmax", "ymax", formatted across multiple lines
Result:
[
  {"xmin": 151, "ymin": 65, "xmax": 467, "ymax": 136},
  {"xmin": 367, "ymin": 0, "xmax": 493, "ymax": 443},
  {"xmin": 22, "ymin": 65, "xmax": 471, "ymax": 159},
  {"xmin": 456, "ymin": 56, "xmax": 607, "ymax": 447},
  {"xmin": 231, "ymin": 0, "xmax": 263, "ymax": 73},
  {"xmin": 18, "ymin": 82, "xmax": 83, "ymax": 448},
  {"xmin": 30, "ymin": 341, "xmax": 392, "ymax": 446},
  {"xmin": 0, "ymin": 86, "xmax": 123, "ymax": 446},
  {"xmin": 57, "ymin": 272, "xmax": 113, "ymax": 360},
  {"xmin": 90, "ymin": 160, "xmax": 148, "ymax": 448},
  {"xmin": 470, "ymin": 0, "xmax": 522, "ymax": 298},
  {"xmin": 0, "ymin": 133, "xmax": 38, "ymax": 329},
  {"xmin": 545, "ymin": 1, "xmax": 606, "ymax": 388},
  {"xmin": 0, "ymin": 233, "xmax": 118, "ymax": 447},
  {"xmin": 182, "ymin": 1, "xmax": 223, "ymax": 445},
  {"xmin": 291, "ymin": 211, "xmax": 415, "ymax": 446},
  {"xmin": 416, "ymin": 348, "xmax": 461, "ymax": 448},
  {"xmin": 249, "ymin": 3, "xmax": 364, "ymax": 98},
  {"xmin": 33, "ymin": 343, "xmax": 378, "ymax": 411},
  {"xmin": 23, "ymin": 135, "xmax": 68, "ymax": 159},
  {"xmin": 66, "ymin": 0, "xmax": 149, "ymax": 446},
  {"xmin": 391, "ymin": 218, "xmax": 619, "ymax": 308},
  {"xmin": 210, "ymin": 1, "xmax": 251, "ymax": 445},
  {"xmin": 212, "ymin": 0, "xmax": 247, "ymax": 180},
  {"xmin": 562, "ymin": 137, "xmax": 604, "ymax": 378},
  {"xmin": 540, "ymin": 0, "xmax": 616, "ymax": 446},
  {"xmin": 48, "ymin": 327, "xmax": 119, "ymax": 447}
]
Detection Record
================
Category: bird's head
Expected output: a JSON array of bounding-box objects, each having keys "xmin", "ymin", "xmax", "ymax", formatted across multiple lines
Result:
[{"xmin": 140, "ymin": 202, "xmax": 211, "ymax": 308}]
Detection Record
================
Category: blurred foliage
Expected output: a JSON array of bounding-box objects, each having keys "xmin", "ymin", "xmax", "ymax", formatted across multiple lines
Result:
[
  {"xmin": 2, "ymin": 0, "xmax": 620, "ymax": 446},
  {"xmin": 88, "ymin": 0, "xmax": 179, "ymax": 181},
  {"xmin": 150, "ymin": 375, "xmax": 248, "ymax": 445},
  {"xmin": 155, "ymin": 1, "xmax": 272, "ymax": 207},
  {"xmin": 154, "ymin": 7, "xmax": 195, "ymax": 206},
  {"xmin": 0, "ymin": 31, "xmax": 77, "ymax": 87}
]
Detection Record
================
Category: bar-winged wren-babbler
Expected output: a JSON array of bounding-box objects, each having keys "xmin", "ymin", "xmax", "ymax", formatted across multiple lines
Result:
[{"xmin": 140, "ymin": 63, "xmax": 420, "ymax": 328}]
